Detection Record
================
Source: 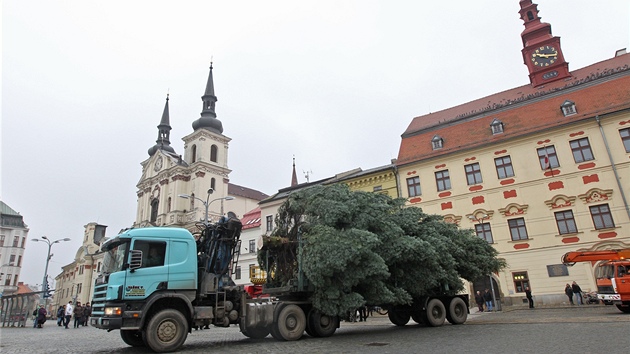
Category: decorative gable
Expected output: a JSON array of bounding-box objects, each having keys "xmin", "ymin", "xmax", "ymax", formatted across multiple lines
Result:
[
  {"xmin": 578, "ymin": 188, "xmax": 613, "ymax": 204},
  {"xmin": 498, "ymin": 203, "xmax": 529, "ymax": 217},
  {"xmin": 544, "ymin": 194, "xmax": 576, "ymax": 209}
]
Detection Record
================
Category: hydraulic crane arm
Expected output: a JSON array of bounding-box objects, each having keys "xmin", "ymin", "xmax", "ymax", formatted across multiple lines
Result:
[{"xmin": 562, "ymin": 249, "xmax": 630, "ymax": 265}]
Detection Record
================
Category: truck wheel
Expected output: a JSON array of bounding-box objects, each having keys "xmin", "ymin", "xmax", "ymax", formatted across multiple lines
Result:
[
  {"xmin": 425, "ymin": 299, "xmax": 446, "ymax": 327},
  {"xmin": 143, "ymin": 309, "xmax": 189, "ymax": 353},
  {"xmin": 307, "ymin": 309, "xmax": 338, "ymax": 337},
  {"xmin": 120, "ymin": 330, "xmax": 145, "ymax": 347},
  {"xmin": 446, "ymin": 297, "xmax": 467, "ymax": 325},
  {"xmin": 411, "ymin": 311, "xmax": 425, "ymax": 325},
  {"xmin": 273, "ymin": 304, "xmax": 306, "ymax": 341},
  {"xmin": 388, "ymin": 308, "xmax": 410, "ymax": 326},
  {"xmin": 239, "ymin": 319, "xmax": 270, "ymax": 339},
  {"xmin": 615, "ymin": 304, "xmax": 630, "ymax": 313}
]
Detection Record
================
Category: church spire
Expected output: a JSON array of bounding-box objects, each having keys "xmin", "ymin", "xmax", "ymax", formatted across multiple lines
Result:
[
  {"xmin": 291, "ymin": 157, "xmax": 298, "ymax": 186},
  {"xmin": 192, "ymin": 62, "xmax": 224, "ymax": 134},
  {"xmin": 148, "ymin": 94, "xmax": 176, "ymax": 156}
]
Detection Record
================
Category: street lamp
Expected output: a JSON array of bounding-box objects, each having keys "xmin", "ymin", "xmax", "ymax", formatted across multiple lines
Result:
[
  {"xmin": 32, "ymin": 236, "xmax": 71, "ymax": 304},
  {"xmin": 178, "ymin": 188, "xmax": 235, "ymax": 225},
  {"xmin": 467, "ymin": 214, "xmax": 498, "ymax": 311}
]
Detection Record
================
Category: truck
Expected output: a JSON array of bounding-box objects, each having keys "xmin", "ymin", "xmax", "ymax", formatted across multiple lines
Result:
[
  {"xmin": 561, "ymin": 249, "xmax": 630, "ymax": 313},
  {"xmin": 90, "ymin": 213, "xmax": 472, "ymax": 352}
]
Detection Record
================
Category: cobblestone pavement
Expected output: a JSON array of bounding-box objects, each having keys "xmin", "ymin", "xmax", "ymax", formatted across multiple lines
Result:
[{"xmin": 1, "ymin": 305, "xmax": 628, "ymax": 354}]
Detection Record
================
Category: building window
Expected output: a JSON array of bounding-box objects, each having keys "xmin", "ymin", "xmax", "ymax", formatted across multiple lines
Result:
[
  {"xmin": 406, "ymin": 177, "xmax": 421, "ymax": 197},
  {"xmin": 9, "ymin": 255, "xmax": 15, "ymax": 265},
  {"xmin": 431, "ymin": 135, "xmax": 443, "ymax": 150},
  {"xmin": 191, "ymin": 144, "xmax": 197, "ymax": 163},
  {"xmin": 0, "ymin": 235, "xmax": 4, "ymax": 247},
  {"xmin": 266, "ymin": 215, "xmax": 273, "ymax": 232},
  {"xmin": 210, "ymin": 145, "xmax": 218, "ymax": 162},
  {"xmin": 12, "ymin": 236, "xmax": 19, "ymax": 247},
  {"xmin": 235, "ymin": 266, "xmax": 241, "ymax": 280},
  {"xmin": 555, "ymin": 210, "xmax": 578, "ymax": 234},
  {"xmin": 4, "ymin": 274, "xmax": 12, "ymax": 286},
  {"xmin": 211, "ymin": 178, "xmax": 216, "ymax": 191},
  {"xmin": 21, "ymin": 237, "xmax": 26, "ymax": 248},
  {"xmin": 150, "ymin": 199, "xmax": 159, "ymax": 223},
  {"xmin": 537, "ymin": 145, "xmax": 559, "ymax": 170},
  {"xmin": 560, "ymin": 100, "xmax": 577, "ymax": 117},
  {"xmin": 512, "ymin": 272, "xmax": 530, "ymax": 293},
  {"xmin": 79, "ymin": 265, "xmax": 84, "ymax": 275},
  {"xmin": 490, "ymin": 118, "xmax": 504, "ymax": 135},
  {"xmin": 373, "ymin": 185, "xmax": 382, "ymax": 192},
  {"xmin": 189, "ymin": 193, "xmax": 195, "ymax": 211},
  {"xmin": 249, "ymin": 240, "xmax": 256, "ymax": 254},
  {"xmin": 465, "ymin": 163, "xmax": 483, "ymax": 185},
  {"xmin": 17, "ymin": 255, "xmax": 22, "ymax": 267},
  {"xmin": 435, "ymin": 170, "xmax": 451, "ymax": 191},
  {"xmin": 570, "ymin": 137, "xmax": 594, "ymax": 163},
  {"xmin": 508, "ymin": 218, "xmax": 528, "ymax": 241},
  {"xmin": 590, "ymin": 204, "xmax": 615, "ymax": 230},
  {"xmin": 620, "ymin": 128, "xmax": 630, "ymax": 153},
  {"xmin": 167, "ymin": 197, "xmax": 171, "ymax": 213},
  {"xmin": 494, "ymin": 156, "xmax": 514, "ymax": 179},
  {"xmin": 475, "ymin": 223, "xmax": 493, "ymax": 243}
]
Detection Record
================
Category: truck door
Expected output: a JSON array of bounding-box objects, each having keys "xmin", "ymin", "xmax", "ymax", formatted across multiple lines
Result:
[
  {"xmin": 615, "ymin": 264, "xmax": 630, "ymax": 300},
  {"xmin": 123, "ymin": 240, "xmax": 168, "ymax": 300}
]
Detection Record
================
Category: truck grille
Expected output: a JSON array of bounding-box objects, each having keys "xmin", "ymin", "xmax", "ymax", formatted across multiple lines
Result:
[
  {"xmin": 598, "ymin": 285, "xmax": 614, "ymax": 294},
  {"xmin": 91, "ymin": 283, "xmax": 108, "ymax": 318}
]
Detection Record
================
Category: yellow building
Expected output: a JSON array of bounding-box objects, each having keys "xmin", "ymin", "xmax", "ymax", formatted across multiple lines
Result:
[{"xmin": 396, "ymin": 1, "xmax": 630, "ymax": 306}]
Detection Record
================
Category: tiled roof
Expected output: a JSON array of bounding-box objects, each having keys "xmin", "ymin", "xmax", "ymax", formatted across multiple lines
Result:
[
  {"xmin": 228, "ymin": 183, "xmax": 269, "ymax": 201},
  {"xmin": 240, "ymin": 206, "xmax": 261, "ymax": 230},
  {"xmin": 397, "ymin": 53, "xmax": 630, "ymax": 166}
]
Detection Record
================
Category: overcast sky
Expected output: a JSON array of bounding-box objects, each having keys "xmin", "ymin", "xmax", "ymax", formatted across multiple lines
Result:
[{"xmin": 2, "ymin": 1, "xmax": 629, "ymax": 287}]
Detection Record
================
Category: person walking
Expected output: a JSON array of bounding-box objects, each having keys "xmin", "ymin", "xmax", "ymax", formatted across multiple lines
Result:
[
  {"xmin": 56, "ymin": 305, "xmax": 65, "ymax": 326},
  {"xmin": 565, "ymin": 284, "xmax": 574, "ymax": 305},
  {"xmin": 474, "ymin": 291, "xmax": 485, "ymax": 312},
  {"xmin": 82, "ymin": 303, "xmax": 91, "ymax": 326},
  {"xmin": 483, "ymin": 288, "xmax": 493, "ymax": 311},
  {"xmin": 572, "ymin": 281, "xmax": 583, "ymax": 305},
  {"xmin": 73, "ymin": 302, "xmax": 84, "ymax": 328},
  {"xmin": 525, "ymin": 287, "xmax": 534, "ymax": 308},
  {"xmin": 64, "ymin": 301, "xmax": 73, "ymax": 329}
]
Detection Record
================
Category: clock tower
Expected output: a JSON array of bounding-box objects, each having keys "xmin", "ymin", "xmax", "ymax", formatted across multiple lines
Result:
[{"xmin": 519, "ymin": 0, "xmax": 570, "ymax": 87}]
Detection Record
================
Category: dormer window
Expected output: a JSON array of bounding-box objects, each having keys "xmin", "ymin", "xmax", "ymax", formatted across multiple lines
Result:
[
  {"xmin": 431, "ymin": 135, "xmax": 444, "ymax": 150},
  {"xmin": 561, "ymin": 100, "xmax": 577, "ymax": 117},
  {"xmin": 490, "ymin": 118, "xmax": 504, "ymax": 135}
]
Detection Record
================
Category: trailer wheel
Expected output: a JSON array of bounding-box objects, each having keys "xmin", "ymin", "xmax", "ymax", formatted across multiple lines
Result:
[
  {"xmin": 387, "ymin": 307, "xmax": 410, "ymax": 326},
  {"xmin": 273, "ymin": 304, "xmax": 306, "ymax": 341},
  {"xmin": 143, "ymin": 309, "xmax": 189, "ymax": 353},
  {"xmin": 615, "ymin": 304, "xmax": 630, "ymax": 313},
  {"xmin": 446, "ymin": 297, "xmax": 467, "ymax": 325},
  {"xmin": 239, "ymin": 320, "xmax": 270, "ymax": 339},
  {"xmin": 120, "ymin": 330, "xmax": 145, "ymax": 347},
  {"xmin": 307, "ymin": 309, "xmax": 338, "ymax": 337},
  {"xmin": 425, "ymin": 299, "xmax": 446, "ymax": 327}
]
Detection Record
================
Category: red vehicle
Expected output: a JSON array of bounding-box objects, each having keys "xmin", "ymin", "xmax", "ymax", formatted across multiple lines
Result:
[{"xmin": 562, "ymin": 249, "xmax": 630, "ymax": 313}]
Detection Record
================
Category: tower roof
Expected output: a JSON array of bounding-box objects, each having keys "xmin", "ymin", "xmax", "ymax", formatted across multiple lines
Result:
[
  {"xmin": 148, "ymin": 94, "xmax": 176, "ymax": 156},
  {"xmin": 192, "ymin": 63, "xmax": 224, "ymax": 134}
]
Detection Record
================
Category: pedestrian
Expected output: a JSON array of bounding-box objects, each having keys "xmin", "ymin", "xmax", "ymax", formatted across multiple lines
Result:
[
  {"xmin": 73, "ymin": 302, "xmax": 84, "ymax": 328},
  {"xmin": 571, "ymin": 281, "xmax": 583, "ymax": 305},
  {"xmin": 565, "ymin": 284, "xmax": 574, "ymax": 305},
  {"xmin": 32, "ymin": 307, "xmax": 38, "ymax": 328},
  {"xmin": 82, "ymin": 303, "xmax": 91, "ymax": 326},
  {"xmin": 36, "ymin": 305, "xmax": 47, "ymax": 328},
  {"xmin": 475, "ymin": 291, "xmax": 484, "ymax": 312},
  {"xmin": 57, "ymin": 305, "xmax": 65, "ymax": 326},
  {"xmin": 64, "ymin": 301, "xmax": 73, "ymax": 329},
  {"xmin": 483, "ymin": 288, "xmax": 493, "ymax": 311},
  {"xmin": 525, "ymin": 287, "xmax": 534, "ymax": 308},
  {"xmin": 358, "ymin": 306, "xmax": 368, "ymax": 322}
]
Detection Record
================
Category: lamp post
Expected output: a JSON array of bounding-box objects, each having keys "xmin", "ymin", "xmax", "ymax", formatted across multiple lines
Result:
[
  {"xmin": 467, "ymin": 214, "xmax": 499, "ymax": 312},
  {"xmin": 178, "ymin": 188, "xmax": 235, "ymax": 225},
  {"xmin": 32, "ymin": 236, "xmax": 71, "ymax": 305}
]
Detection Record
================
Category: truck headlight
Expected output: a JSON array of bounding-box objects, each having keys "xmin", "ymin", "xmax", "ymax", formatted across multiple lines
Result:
[{"xmin": 104, "ymin": 307, "xmax": 122, "ymax": 316}]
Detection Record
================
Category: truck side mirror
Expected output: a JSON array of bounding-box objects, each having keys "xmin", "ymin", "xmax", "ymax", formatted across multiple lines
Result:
[{"xmin": 129, "ymin": 250, "xmax": 143, "ymax": 271}]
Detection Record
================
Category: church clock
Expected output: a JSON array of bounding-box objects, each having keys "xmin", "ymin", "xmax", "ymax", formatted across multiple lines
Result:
[
  {"xmin": 154, "ymin": 156, "xmax": 163, "ymax": 172},
  {"xmin": 530, "ymin": 46, "xmax": 558, "ymax": 67}
]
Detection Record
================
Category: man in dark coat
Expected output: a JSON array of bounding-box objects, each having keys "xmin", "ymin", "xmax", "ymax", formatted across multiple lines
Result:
[
  {"xmin": 572, "ymin": 281, "xmax": 583, "ymax": 305},
  {"xmin": 474, "ymin": 291, "xmax": 484, "ymax": 312},
  {"xmin": 525, "ymin": 287, "xmax": 534, "ymax": 308},
  {"xmin": 36, "ymin": 305, "xmax": 47, "ymax": 328},
  {"xmin": 565, "ymin": 284, "xmax": 574, "ymax": 305}
]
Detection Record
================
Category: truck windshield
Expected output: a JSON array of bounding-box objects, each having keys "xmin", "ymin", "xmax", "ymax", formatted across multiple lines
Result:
[
  {"xmin": 101, "ymin": 239, "xmax": 130, "ymax": 274},
  {"xmin": 595, "ymin": 264, "xmax": 615, "ymax": 279}
]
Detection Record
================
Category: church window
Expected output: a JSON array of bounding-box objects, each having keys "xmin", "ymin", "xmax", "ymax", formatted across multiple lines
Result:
[
  {"xmin": 211, "ymin": 178, "xmax": 216, "ymax": 190},
  {"xmin": 211, "ymin": 145, "xmax": 218, "ymax": 162},
  {"xmin": 189, "ymin": 193, "xmax": 195, "ymax": 211},
  {"xmin": 191, "ymin": 145, "xmax": 197, "ymax": 163},
  {"xmin": 167, "ymin": 197, "xmax": 172, "ymax": 212},
  {"xmin": 527, "ymin": 11, "xmax": 534, "ymax": 21},
  {"xmin": 150, "ymin": 199, "xmax": 159, "ymax": 223},
  {"xmin": 431, "ymin": 135, "xmax": 443, "ymax": 150}
]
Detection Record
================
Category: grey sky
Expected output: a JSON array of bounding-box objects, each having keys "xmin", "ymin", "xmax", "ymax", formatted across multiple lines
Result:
[{"xmin": 2, "ymin": 0, "xmax": 628, "ymax": 286}]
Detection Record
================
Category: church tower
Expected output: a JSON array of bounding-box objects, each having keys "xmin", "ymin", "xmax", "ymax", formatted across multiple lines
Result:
[{"xmin": 519, "ymin": 0, "xmax": 571, "ymax": 87}]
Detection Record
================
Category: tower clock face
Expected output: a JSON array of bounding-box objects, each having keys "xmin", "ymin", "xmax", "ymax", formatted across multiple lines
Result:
[
  {"xmin": 531, "ymin": 46, "xmax": 558, "ymax": 67},
  {"xmin": 154, "ymin": 156, "xmax": 163, "ymax": 172}
]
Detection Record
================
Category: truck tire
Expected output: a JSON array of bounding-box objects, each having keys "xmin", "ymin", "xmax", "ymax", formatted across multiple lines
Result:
[
  {"xmin": 120, "ymin": 330, "xmax": 145, "ymax": 347},
  {"xmin": 446, "ymin": 297, "xmax": 467, "ymax": 325},
  {"xmin": 307, "ymin": 309, "xmax": 338, "ymax": 337},
  {"xmin": 387, "ymin": 307, "xmax": 410, "ymax": 326},
  {"xmin": 273, "ymin": 304, "xmax": 306, "ymax": 341},
  {"xmin": 239, "ymin": 319, "xmax": 270, "ymax": 339},
  {"xmin": 411, "ymin": 311, "xmax": 425, "ymax": 325},
  {"xmin": 615, "ymin": 304, "xmax": 630, "ymax": 313},
  {"xmin": 425, "ymin": 299, "xmax": 446, "ymax": 327},
  {"xmin": 143, "ymin": 309, "xmax": 189, "ymax": 353}
]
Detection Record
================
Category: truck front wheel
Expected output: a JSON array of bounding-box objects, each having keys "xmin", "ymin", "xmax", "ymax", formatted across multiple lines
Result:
[
  {"xmin": 615, "ymin": 304, "xmax": 630, "ymax": 313},
  {"xmin": 143, "ymin": 309, "xmax": 189, "ymax": 353},
  {"xmin": 425, "ymin": 299, "xmax": 446, "ymax": 327},
  {"xmin": 120, "ymin": 330, "xmax": 145, "ymax": 347}
]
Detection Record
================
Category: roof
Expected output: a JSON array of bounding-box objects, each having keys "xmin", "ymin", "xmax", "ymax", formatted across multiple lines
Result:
[
  {"xmin": 397, "ymin": 52, "xmax": 630, "ymax": 166},
  {"xmin": 228, "ymin": 183, "xmax": 269, "ymax": 201},
  {"xmin": 0, "ymin": 201, "xmax": 20, "ymax": 216},
  {"xmin": 240, "ymin": 206, "xmax": 261, "ymax": 230}
]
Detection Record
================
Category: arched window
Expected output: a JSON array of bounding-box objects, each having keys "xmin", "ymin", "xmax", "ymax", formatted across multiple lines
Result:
[
  {"xmin": 527, "ymin": 11, "xmax": 534, "ymax": 21},
  {"xmin": 211, "ymin": 178, "xmax": 216, "ymax": 190},
  {"xmin": 167, "ymin": 197, "xmax": 172, "ymax": 212},
  {"xmin": 191, "ymin": 144, "xmax": 197, "ymax": 163},
  {"xmin": 150, "ymin": 199, "xmax": 159, "ymax": 223},
  {"xmin": 210, "ymin": 145, "xmax": 218, "ymax": 162}
]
